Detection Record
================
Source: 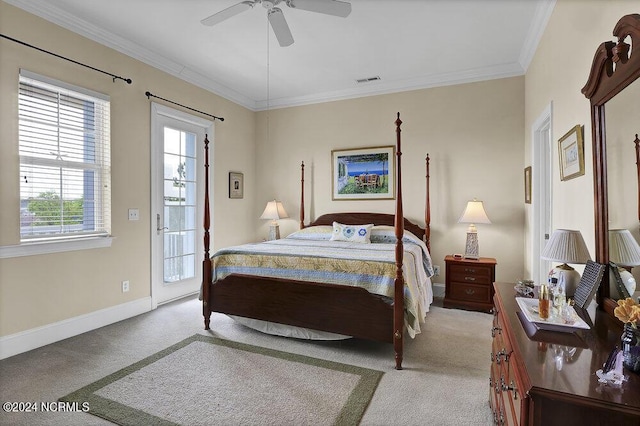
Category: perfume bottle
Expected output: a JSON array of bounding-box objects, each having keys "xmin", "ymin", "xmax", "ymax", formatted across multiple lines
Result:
[{"xmin": 538, "ymin": 284, "xmax": 550, "ymax": 320}]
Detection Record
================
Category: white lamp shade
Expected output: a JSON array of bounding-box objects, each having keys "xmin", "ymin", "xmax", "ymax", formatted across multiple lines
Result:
[
  {"xmin": 541, "ymin": 229, "xmax": 592, "ymax": 264},
  {"xmin": 260, "ymin": 200, "xmax": 288, "ymax": 221},
  {"xmin": 458, "ymin": 199, "xmax": 491, "ymax": 224},
  {"xmin": 609, "ymin": 229, "xmax": 640, "ymax": 267}
]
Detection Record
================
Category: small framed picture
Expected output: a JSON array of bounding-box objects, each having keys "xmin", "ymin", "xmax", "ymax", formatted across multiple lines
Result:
[
  {"xmin": 229, "ymin": 172, "xmax": 243, "ymax": 199},
  {"xmin": 524, "ymin": 166, "xmax": 532, "ymax": 204},
  {"xmin": 558, "ymin": 125, "xmax": 585, "ymax": 181}
]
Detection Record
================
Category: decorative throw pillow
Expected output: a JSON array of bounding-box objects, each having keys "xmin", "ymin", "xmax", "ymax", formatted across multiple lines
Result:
[{"xmin": 330, "ymin": 222, "xmax": 373, "ymax": 243}]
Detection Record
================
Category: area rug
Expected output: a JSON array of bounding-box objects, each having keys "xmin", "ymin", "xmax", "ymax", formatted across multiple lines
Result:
[{"xmin": 59, "ymin": 334, "xmax": 383, "ymax": 426}]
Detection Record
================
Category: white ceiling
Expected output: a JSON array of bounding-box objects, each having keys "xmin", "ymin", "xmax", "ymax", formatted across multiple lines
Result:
[{"xmin": 5, "ymin": 0, "xmax": 555, "ymax": 111}]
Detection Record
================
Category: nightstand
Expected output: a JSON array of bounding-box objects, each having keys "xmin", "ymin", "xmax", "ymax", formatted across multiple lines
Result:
[{"xmin": 443, "ymin": 255, "xmax": 496, "ymax": 312}]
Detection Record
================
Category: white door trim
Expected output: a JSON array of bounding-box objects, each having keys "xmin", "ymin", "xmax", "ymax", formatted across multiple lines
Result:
[
  {"xmin": 531, "ymin": 102, "xmax": 553, "ymax": 284},
  {"xmin": 150, "ymin": 102, "xmax": 213, "ymax": 309}
]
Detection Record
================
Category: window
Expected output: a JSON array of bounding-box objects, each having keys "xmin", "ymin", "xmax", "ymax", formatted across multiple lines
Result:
[{"xmin": 18, "ymin": 70, "xmax": 111, "ymax": 242}]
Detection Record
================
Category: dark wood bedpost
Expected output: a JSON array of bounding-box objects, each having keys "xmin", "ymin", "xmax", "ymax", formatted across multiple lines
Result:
[
  {"xmin": 635, "ymin": 134, "xmax": 639, "ymax": 224},
  {"xmin": 300, "ymin": 161, "xmax": 305, "ymax": 229},
  {"xmin": 425, "ymin": 154, "xmax": 431, "ymax": 253},
  {"xmin": 394, "ymin": 112, "xmax": 404, "ymax": 370},
  {"xmin": 202, "ymin": 135, "xmax": 212, "ymax": 330}
]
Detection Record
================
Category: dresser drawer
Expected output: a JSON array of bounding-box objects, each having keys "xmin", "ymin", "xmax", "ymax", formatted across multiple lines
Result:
[
  {"xmin": 449, "ymin": 281, "xmax": 491, "ymax": 303},
  {"xmin": 448, "ymin": 264, "xmax": 493, "ymax": 284}
]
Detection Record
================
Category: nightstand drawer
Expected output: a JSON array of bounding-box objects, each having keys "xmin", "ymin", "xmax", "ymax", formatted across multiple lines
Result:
[
  {"xmin": 448, "ymin": 264, "xmax": 493, "ymax": 284},
  {"xmin": 449, "ymin": 281, "xmax": 491, "ymax": 303},
  {"xmin": 444, "ymin": 255, "xmax": 496, "ymax": 312}
]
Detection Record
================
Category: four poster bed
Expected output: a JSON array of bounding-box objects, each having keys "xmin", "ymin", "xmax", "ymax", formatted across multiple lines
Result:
[{"xmin": 201, "ymin": 113, "xmax": 433, "ymax": 369}]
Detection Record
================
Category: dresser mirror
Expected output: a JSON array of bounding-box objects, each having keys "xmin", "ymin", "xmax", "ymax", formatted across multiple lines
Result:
[
  {"xmin": 582, "ymin": 13, "xmax": 640, "ymax": 317},
  {"xmin": 605, "ymin": 81, "xmax": 640, "ymax": 300}
]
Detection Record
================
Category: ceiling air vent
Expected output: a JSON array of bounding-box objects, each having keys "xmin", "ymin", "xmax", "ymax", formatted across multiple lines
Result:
[{"xmin": 356, "ymin": 76, "xmax": 381, "ymax": 84}]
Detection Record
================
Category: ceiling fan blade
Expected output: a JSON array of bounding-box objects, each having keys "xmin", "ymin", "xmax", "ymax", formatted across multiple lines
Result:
[
  {"xmin": 288, "ymin": 0, "xmax": 351, "ymax": 18},
  {"xmin": 201, "ymin": 1, "xmax": 254, "ymax": 26},
  {"xmin": 268, "ymin": 7, "xmax": 294, "ymax": 47}
]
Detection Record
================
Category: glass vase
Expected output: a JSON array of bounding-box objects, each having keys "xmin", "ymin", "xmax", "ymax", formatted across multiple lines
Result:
[{"xmin": 621, "ymin": 323, "xmax": 640, "ymax": 374}]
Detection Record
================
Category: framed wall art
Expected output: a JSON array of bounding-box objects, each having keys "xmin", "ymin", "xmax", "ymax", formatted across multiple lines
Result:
[
  {"xmin": 331, "ymin": 146, "xmax": 395, "ymax": 200},
  {"xmin": 228, "ymin": 172, "xmax": 243, "ymax": 199},
  {"xmin": 524, "ymin": 166, "xmax": 532, "ymax": 204},
  {"xmin": 558, "ymin": 125, "xmax": 585, "ymax": 181}
]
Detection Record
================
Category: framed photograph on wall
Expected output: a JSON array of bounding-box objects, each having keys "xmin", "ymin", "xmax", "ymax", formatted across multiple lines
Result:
[
  {"xmin": 524, "ymin": 166, "xmax": 532, "ymax": 204},
  {"xmin": 229, "ymin": 172, "xmax": 243, "ymax": 199},
  {"xmin": 558, "ymin": 125, "xmax": 585, "ymax": 181},
  {"xmin": 331, "ymin": 146, "xmax": 395, "ymax": 200}
]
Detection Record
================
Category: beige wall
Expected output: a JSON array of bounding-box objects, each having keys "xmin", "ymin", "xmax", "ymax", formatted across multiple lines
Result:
[
  {"xmin": 523, "ymin": 0, "xmax": 640, "ymax": 279},
  {"xmin": 0, "ymin": 3, "xmax": 256, "ymax": 337},
  {"xmin": 255, "ymin": 77, "xmax": 526, "ymax": 285},
  {"xmin": 8, "ymin": 0, "xmax": 633, "ymax": 346}
]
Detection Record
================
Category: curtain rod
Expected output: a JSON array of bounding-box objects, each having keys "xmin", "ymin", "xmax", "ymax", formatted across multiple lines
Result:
[
  {"xmin": 145, "ymin": 91, "xmax": 224, "ymax": 122},
  {"xmin": 1, "ymin": 33, "xmax": 132, "ymax": 84}
]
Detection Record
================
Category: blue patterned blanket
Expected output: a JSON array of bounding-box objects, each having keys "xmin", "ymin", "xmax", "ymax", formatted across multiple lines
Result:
[{"xmin": 212, "ymin": 225, "xmax": 433, "ymax": 337}]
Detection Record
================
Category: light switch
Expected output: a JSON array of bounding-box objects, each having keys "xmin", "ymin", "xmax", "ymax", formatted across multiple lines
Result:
[{"xmin": 128, "ymin": 208, "xmax": 140, "ymax": 221}]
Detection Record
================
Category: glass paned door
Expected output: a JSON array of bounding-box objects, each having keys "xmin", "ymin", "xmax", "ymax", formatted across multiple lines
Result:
[
  {"xmin": 151, "ymin": 103, "xmax": 211, "ymax": 306},
  {"xmin": 163, "ymin": 127, "xmax": 197, "ymax": 283}
]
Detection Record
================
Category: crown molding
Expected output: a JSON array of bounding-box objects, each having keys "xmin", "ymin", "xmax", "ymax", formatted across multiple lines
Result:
[
  {"xmin": 518, "ymin": 0, "xmax": 556, "ymax": 71},
  {"xmin": 6, "ymin": 0, "xmax": 550, "ymax": 112},
  {"xmin": 256, "ymin": 62, "xmax": 525, "ymax": 110},
  {"xmin": 3, "ymin": 0, "xmax": 257, "ymax": 110}
]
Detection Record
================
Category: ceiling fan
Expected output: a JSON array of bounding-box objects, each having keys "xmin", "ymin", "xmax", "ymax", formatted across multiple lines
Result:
[{"xmin": 201, "ymin": 0, "xmax": 352, "ymax": 47}]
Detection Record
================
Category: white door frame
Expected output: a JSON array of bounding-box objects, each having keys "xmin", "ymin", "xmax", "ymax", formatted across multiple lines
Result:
[
  {"xmin": 150, "ymin": 102, "xmax": 213, "ymax": 309},
  {"xmin": 531, "ymin": 102, "xmax": 553, "ymax": 283}
]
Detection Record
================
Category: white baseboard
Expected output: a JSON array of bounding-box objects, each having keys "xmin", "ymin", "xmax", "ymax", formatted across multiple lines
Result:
[
  {"xmin": 0, "ymin": 297, "xmax": 153, "ymax": 360},
  {"xmin": 433, "ymin": 282, "xmax": 445, "ymax": 298}
]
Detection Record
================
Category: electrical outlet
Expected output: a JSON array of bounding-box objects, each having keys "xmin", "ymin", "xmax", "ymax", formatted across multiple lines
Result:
[
  {"xmin": 128, "ymin": 208, "xmax": 139, "ymax": 221},
  {"xmin": 433, "ymin": 265, "xmax": 440, "ymax": 276},
  {"xmin": 122, "ymin": 280, "xmax": 130, "ymax": 292}
]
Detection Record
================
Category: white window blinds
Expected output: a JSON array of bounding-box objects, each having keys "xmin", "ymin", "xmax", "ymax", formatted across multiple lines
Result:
[{"xmin": 18, "ymin": 70, "xmax": 111, "ymax": 241}]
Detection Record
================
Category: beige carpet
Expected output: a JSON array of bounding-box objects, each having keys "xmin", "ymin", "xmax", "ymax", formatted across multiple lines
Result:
[
  {"xmin": 60, "ymin": 334, "xmax": 382, "ymax": 426},
  {"xmin": 0, "ymin": 297, "xmax": 494, "ymax": 425}
]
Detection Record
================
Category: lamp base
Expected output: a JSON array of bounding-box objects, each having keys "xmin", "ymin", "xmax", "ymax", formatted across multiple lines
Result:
[
  {"xmin": 464, "ymin": 231, "xmax": 479, "ymax": 259},
  {"xmin": 267, "ymin": 223, "xmax": 280, "ymax": 241},
  {"xmin": 609, "ymin": 266, "xmax": 637, "ymax": 299},
  {"xmin": 550, "ymin": 264, "xmax": 580, "ymax": 297}
]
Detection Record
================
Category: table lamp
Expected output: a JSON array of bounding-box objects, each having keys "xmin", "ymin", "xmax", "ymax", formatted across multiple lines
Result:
[
  {"xmin": 608, "ymin": 229, "xmax": 640, "ymax": 298},
  {"xmin": 541, "ymin": 229, "xmax": 591, "ymax": 297},
  {"xmin": 458, "ymin": 198, "xmax": 491, "ymax": 259},
  {"xmin": 260, "ymin": 200, "xmax": 288, "ymax": 240}
]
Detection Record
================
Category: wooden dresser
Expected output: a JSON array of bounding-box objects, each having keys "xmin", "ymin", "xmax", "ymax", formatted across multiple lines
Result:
[
  {"xmin": 444, "ymin": 255, "xmax": 496, "ymax": 312},
  {"xmin": 490, "ymin": 282, "xmax": 640, "ymax": 425}
]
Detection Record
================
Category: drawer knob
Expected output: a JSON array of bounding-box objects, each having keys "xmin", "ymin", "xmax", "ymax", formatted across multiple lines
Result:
[
  {"xmin": 464, "ymin": 276, "xmax": 476, "ymax": 281},
  {"xmin": 496, "ymin": 349, "xmax": 510, "ymax": 364},
  {"xmin": 501, "ymin": 377, "xmax": 518, "ymax": 400},
  {"xmin": 465, "ymin": 288, "xmax": 476, "ymax": 295},
  {"xmin": 464, "ymin": 268, "xmax": 476, "ymax": 273},
  {"xmin": 491, "ymin": 326, "xmax": 502, "ymax": 337}
]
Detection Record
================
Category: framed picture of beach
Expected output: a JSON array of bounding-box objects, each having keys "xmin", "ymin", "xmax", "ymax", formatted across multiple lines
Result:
[{"xmin": 331, "ymin": 146, "xmax": 395, "ymax": 200}]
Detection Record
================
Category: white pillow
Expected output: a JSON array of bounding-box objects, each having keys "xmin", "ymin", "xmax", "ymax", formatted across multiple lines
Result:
[{"xmin": 330, "ymin": 222, "xmax": 374, "ymax": 243}]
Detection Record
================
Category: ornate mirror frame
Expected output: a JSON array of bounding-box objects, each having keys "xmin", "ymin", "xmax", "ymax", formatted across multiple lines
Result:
[{"xmin": 582, "ymin": 14, "xmax": 640, "ymax": 317}]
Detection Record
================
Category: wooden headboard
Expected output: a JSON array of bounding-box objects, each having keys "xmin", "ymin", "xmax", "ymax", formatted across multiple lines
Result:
[{"xmin": 308, "ymin": 212, "xmax": 426, "ymax": 243}]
